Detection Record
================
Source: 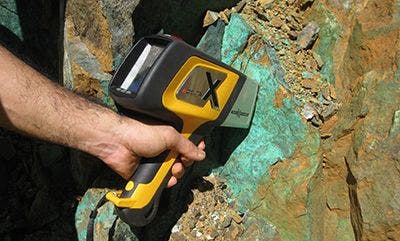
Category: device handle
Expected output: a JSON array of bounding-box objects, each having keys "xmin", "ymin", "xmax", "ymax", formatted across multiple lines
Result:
[
  {"xmin": 106, "ymin": 150, "xmax": 176, "ymax": 227},
  {"xmin": 105, "ymin": 132, "xmax": 203, "ymax": 227}
]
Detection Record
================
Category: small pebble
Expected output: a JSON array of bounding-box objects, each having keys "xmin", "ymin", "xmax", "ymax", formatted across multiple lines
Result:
[
  {"xmin": 214, "ymin": 195, "xmax": 225, "ymax": 203},
  {"xmin": 171, "ymin": 224, "xmax": 180, "ymax": 233},
  {"xmin": 302, "ymin": 104, "xmax": 316, "ymax": 120}
]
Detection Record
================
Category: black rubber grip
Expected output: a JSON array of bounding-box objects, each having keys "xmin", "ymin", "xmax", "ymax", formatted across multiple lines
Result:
[
  {"xmin": 116, "ymin": 134, "xmax": 202, "ymax": 227},
  {"xmin": 116, "ymin": 151, "xmax": 172, "ymax": 227},
  {"xmin": 120, "ymin": 151, "xmax": 170, "ymax": 198}
]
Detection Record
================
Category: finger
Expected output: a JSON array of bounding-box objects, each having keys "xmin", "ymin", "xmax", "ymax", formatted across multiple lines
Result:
[
  {"xmin": 181, "ymin": 139, "xmax": 205, "ymax": 166},
  {"xmin": 167, "ymin": 176, "xmax": 178, "ymax": 188},
  {"xmin": 198, "ymin": 139, "xmax": 206, "ymax": 150},
  {"xmin": 180, "ymin": 139, "xmax": 205, "ymax": 161},
  {"xmin": 179, "ymin": 156, "xmax": 193, "ymax": 167},
  {"xmin": 164, "ymin": 128, "xmax": 206, "ymax": 161},
  {"xmin": 181, "ymin": 159, "xmax": 194, "ymax": 167},
  {"xmin": 171, "ymin": 162, "xmax": 185, "ymax": 179}
]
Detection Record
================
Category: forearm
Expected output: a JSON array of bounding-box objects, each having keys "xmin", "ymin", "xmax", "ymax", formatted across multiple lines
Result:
[
  {"xmin": 0, "ymin": 45, "xmax": 129, "ymax": 158},
  {"xmin": 0, "ymin": 45, "xmax": 205, "ymax": 181}
]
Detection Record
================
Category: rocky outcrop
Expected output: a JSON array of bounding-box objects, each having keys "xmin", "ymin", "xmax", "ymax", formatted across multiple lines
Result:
[
  {"xmin": 309, "ymin": 1, "xmax": 400, "ymax": 240},
  {"xmin": 68, "ymin": 0, "xmax": 400, "ymax": 241},
  {"xmin": 63, "ymin": 0, "xmax": 139, "ymax": 106},
  {"xmin": 216, "ymin": 1, "xmax": 400, "ymax": 240},
  {"xmin": 172, "ymin": 1, "xmax": 400, "ymax": 240}
]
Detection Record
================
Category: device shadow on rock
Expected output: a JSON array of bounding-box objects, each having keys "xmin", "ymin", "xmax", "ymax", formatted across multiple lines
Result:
[
  {"xmin": 74, "ymin": 126, "xmax": 250, "ymax": 241},
  {"xmin": 140, "ymin": 127, "xmax": 250, "ymax": 240}
]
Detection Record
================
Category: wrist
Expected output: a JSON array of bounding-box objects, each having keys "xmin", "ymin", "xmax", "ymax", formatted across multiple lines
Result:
[{"xmin": 74, "ymin": 105, "xmax": 129, "ymax": 160}]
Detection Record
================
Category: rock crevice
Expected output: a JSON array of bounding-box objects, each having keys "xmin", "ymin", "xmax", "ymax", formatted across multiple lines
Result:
[{"xmin": 345, "ymin": 157, "xmax": 363, "ymax": 241}]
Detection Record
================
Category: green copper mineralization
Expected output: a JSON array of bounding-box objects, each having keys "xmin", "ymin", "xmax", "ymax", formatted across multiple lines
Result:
[
  {"xmin": 75, "ymin": 189, "xmax": 138, "ymax": 241},
  {"xmin": 201, "ymin": 14, "xmax": 308, "ymax": 211},
  {"xmin": 0, "ymin": 0, "xmax": 23, "ymax": 40},
  {"xmin": 309, "ymin": 2, "xmax": 341, "ymax": 84}
]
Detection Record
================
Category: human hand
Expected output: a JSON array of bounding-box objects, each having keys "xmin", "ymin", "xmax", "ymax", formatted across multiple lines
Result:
[{"xmin": 95, "ymin": 117, "xmax": 206, "ymax": 187}]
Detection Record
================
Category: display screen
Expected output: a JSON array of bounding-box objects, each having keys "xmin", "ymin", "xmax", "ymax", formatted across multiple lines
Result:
[{"xmin": 120, "ymin": 43, "xmax": 164, "ymax": 94}]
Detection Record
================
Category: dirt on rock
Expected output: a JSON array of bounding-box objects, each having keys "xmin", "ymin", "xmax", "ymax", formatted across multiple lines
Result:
[
  {"xmin": 169, "ymin": 175, "xmax": 247, "ymax": 241},
  {"xmin": 211, "ymin": 0, "xmax": 339, "ymax": 128},
  {"xmin": 242, "ymin": 0, "xmax": 339, "ymax": 125}
]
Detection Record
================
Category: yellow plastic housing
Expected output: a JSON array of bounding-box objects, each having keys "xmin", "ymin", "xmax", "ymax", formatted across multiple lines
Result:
[{"xmin": 107, "ymin": 56, "xmax": 239, "ymax": 209}]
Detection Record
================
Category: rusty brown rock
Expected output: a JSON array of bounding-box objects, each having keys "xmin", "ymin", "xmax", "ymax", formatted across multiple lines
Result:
[
  {"xmin": 270, "ymin": 17, "xmax": 284, "ymax": 28},
  {"xmin": 300, "ymin": 79, "xmax": 320, "ymax": 92},
  {"xmin": 63, "ymin": 0, "xmax": 139, "ymax": 103},
  {"xmin": 225, "ymin": 223, "xmax": 243, "ymax": 240},
  {"xmin": 258, "ymin": 0, "xmax": 275, "ymax": 8},
  {"xmin": 329, "ymin": 85, "xmax": 337, "ymax": 100},
  {"xmin": 230, "ymin": 211, "xmax": 243, "ymax": 224}
]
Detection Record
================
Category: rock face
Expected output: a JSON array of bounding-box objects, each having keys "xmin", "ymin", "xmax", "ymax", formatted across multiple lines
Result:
[
  {"xmin": 68, "ymin": 0, "xmax": 400, "ymax": 241},
  {"xmin": 63, "ymin": 0, "xmax": 139, "ymax": 106},
  {"xmin": 62, "ymin": 0, "xmax": 140, "ymax": 195},
  {"xmin": 310, "ymin": 1, "xmax": 400, "ymax": 240},
  {"xmin": 223, "ymin": 1, "xmax": 399, "ymax": 240},
  {"xmin": 207, "ymin": 1, "xmax": 400, "ymax": 240}
]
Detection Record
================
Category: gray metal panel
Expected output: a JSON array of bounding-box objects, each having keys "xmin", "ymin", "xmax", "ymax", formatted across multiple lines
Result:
[
  {"xmin": 176, "ymin": 66, "xmax": 226, "ymax": 109},
  {"xmin": 221, "ymin": 78, "xmax": 259, "ymax": 128}
]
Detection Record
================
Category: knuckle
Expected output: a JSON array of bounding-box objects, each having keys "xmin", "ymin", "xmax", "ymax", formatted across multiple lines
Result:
[
  {"xmin": 185, "ymin": 140, "xmax": 195, "ymax": 152},
  {"xmin": 164, "ymin": 127, "xmax": 182, "ymax": 150},
  {"xmin": 163, "ymin": 126, "xmax": 177, "ymax": 140}
]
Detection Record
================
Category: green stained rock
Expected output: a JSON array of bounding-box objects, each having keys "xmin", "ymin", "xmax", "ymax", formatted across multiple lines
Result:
[
  {"xmin": 196, "ymin": 20, "xmax": 225, "ymax": 60},
  {"xmin": 63, "ymin": 0, "xmax": 139, "ymax": 106},
  {"xmin": 99, "ymin": 0, "xmax": 140, "ymax": 69},
  {"xmin": 302, "ymin": 71, "xmax": 313, "ymax": 79},
  {"xmin": 199, "ymin": 14, "xmax": 321, "ymax": 240},
  {"xmin": 212, "ymin": 14, "xmax": 308, "ymax": 212},
  {"xmin": 221, "ymin": 14, "xmax": 254, "ymax": 65},
  {"xmin": 309, "ymin": 2, "xmax": 341, "ymax": 84},
  {"xmin": 0, "ymin": 0, "xmax": 23, "ymax": 40},
  {"xmin": 72, "ymin": 1, "xmax": 400, "ymax": 240},
  {"xmin": 75, "ymin": 189, "xmax": 138, "ymax": 241}
]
